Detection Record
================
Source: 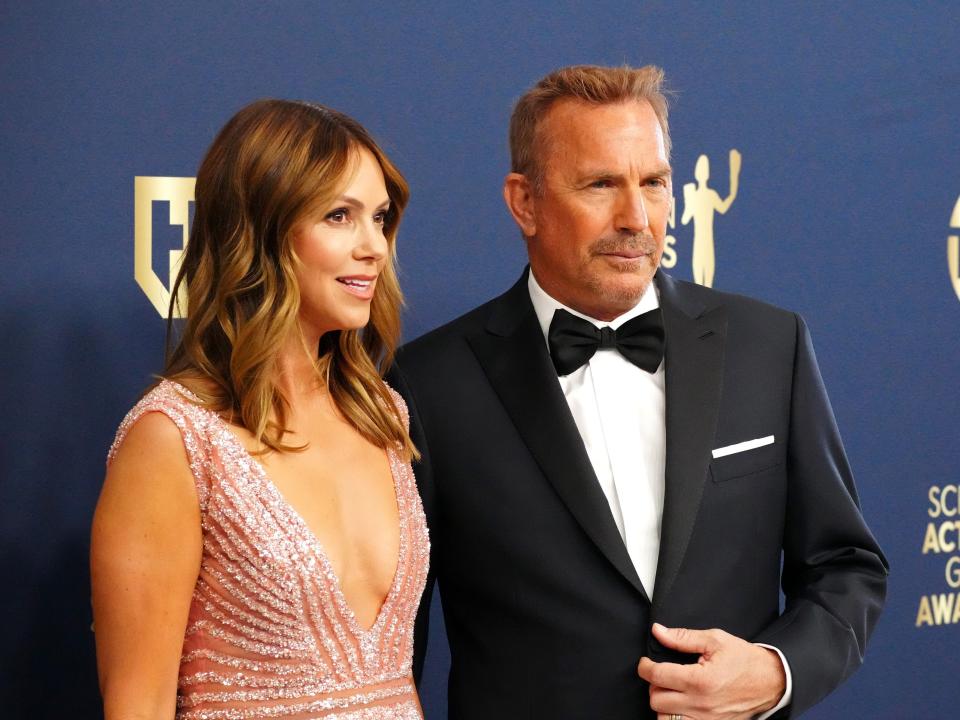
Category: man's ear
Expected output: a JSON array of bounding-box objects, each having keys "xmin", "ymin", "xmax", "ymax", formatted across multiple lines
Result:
[{"xmin": 503, "ymin": 172, "xmax": 537, "ymax": 238}]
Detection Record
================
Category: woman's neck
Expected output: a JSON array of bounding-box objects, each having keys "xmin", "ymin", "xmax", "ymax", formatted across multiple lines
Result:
[{"xmin": 274, "ymin": 328, "xmax": 325, "ymax": 405}]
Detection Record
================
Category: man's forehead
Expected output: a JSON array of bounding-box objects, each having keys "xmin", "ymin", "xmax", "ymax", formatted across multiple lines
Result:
[{"xmin": 540, "ymin": 98, "xmax": 668, "ymax": 169}]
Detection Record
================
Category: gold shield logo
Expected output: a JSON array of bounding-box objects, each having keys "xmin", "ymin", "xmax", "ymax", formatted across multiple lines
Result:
[
  {"xmin": 134, "ymin": 176, "xmax": 195, "ymax": 317},
  {"xmin": 949, "ymin": 194, "xmax": 960, "ymax": 302}
]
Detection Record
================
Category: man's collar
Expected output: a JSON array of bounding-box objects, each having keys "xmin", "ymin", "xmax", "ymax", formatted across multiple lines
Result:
[{"xmin": 527, "ymin": 268, "xmax": 661, "ymax": 346}]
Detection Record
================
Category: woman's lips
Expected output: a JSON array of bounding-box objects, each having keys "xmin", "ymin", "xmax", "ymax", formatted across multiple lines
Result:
[{"xmin": 336, "ymin": 275, "xmax": 377, "ymax": 300}]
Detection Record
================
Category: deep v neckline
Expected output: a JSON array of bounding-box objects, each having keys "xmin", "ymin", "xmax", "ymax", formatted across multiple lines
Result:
[{"xmin": 168, "ymin": 380, "xmax": 405, "ymax": 637}]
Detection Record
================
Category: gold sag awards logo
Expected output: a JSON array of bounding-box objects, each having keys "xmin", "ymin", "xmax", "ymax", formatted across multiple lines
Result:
[
  {"xmin": 918, "ymin": 483, "xmax": 960, "ymax": 627},
  {"xmin": 919, "ymin": 195, "xmax": 960, "ymax": 628},
  {"xmin": 660, "ymin": 149, "xmax": 742, "ymax": 288},
  {"xmin": 949, "ymin": 193, "xmax": 960, "ymax": 302},
  {"xmin": 134, "ymin": 176, "xmax": 195, "ymax": 317}
]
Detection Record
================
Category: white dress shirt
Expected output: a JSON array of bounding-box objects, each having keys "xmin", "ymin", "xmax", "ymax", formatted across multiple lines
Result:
[
  {"xmin": 528, "ymin": 271, "xmax": 665, "ymax": 595},
  {"xmin": 527, "ymin": 270, "xmax": 792, "ymax": 719}
]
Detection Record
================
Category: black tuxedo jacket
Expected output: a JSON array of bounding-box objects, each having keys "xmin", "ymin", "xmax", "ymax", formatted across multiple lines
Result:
[{"xmin": 389, "ymin": 270, "xmax": 887, "ymax": 719}]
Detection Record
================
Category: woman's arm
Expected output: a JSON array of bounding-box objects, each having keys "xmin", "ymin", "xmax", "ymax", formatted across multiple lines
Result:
[{"xmin": 91, "ymin": 412, "xmax": 203, "ymax": 720}]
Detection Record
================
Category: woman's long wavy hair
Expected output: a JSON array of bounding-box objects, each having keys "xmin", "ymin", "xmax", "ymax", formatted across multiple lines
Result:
[{"xmin": 163, "ymin": 99, "xmax": 416, "ymax": 459}]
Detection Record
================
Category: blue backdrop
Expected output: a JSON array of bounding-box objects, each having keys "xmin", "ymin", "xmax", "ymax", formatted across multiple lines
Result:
[{"xmin": 2, "ymin": 2, "xmax": 958, "ymax": 717}]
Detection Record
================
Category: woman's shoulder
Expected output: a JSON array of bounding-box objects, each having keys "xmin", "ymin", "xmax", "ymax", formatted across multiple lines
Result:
[
  {"xmin": 108, "ymin": 379, "xmax": 222, "ymax": 466},
  {"xmin": 106, "ymin": 378, "xmax": 219, "ymax": 508},
  {"xmin": 107, "ymin": 408, "xmax": 192, "ymax": 479},
  {"xmin": 108, "ymin": 381, "xmax": 201, "ymax": 455},
  {"xmin": 96, "ymin": 393, "xmax": 204, "ymax": 574}
]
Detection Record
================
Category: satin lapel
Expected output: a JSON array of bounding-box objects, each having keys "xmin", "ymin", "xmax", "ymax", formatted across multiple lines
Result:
[
  {"xmin": 467, "ymin": 273, "xmax": 647, "ymax": 599},
  {"xmin": 652, "ymin": 273, "xmax": 727, "ymax": 611}
]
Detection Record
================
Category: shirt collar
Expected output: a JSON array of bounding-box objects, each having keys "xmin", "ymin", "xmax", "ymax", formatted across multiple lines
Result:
[{"xmin": 527, "ymin": 268, "xmax": 661, "ymax": 346}]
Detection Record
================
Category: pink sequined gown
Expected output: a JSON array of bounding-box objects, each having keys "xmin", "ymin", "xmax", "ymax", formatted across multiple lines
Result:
[{"xmin": 107, "ymin": 380, "xmax": 430, "ymax": 719}]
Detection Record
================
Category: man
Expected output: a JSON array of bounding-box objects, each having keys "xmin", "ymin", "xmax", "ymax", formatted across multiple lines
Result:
[{"xmin": 390, "ymin": 65, "xmax": 887, "ymax": 719}]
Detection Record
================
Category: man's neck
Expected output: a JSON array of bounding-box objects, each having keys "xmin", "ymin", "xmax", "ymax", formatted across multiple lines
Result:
[{"xmin": 527, "ymin": 268, "xmax": 659, "ymax": 345}]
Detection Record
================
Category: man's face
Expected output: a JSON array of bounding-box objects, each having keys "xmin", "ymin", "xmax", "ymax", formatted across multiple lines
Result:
[{"xmin": 513, "ymin": 99, "xmax": 672, "ymax": 321}]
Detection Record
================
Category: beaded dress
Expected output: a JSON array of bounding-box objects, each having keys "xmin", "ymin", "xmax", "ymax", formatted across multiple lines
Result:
[{"xmin": 107, "ymin": 380, "xmax": 429, "ymax": 719}]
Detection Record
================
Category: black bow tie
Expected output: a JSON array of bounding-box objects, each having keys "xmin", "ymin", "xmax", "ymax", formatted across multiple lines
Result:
[{"xmin": 547, "ymin": 307, "xmax": 665, "ymax": 376}]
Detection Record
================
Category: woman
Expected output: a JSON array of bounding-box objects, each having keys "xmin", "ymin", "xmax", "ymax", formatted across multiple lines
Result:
[{"xmin": 91, "ymin": 100, "xmax": 428, "ymax": 719}]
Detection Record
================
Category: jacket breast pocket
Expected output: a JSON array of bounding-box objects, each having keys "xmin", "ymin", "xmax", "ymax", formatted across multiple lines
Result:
[{"xmin": 709, "ymin": 440, "xmax": 783, "ymax": 483}]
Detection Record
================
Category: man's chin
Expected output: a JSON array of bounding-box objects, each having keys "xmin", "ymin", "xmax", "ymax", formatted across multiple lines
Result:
[
  {"xmin": 601, "ymin": 268, "xmax": 653, "ymax": 296},
  {"xmin": 579, "ymin": 275, "xmax": 651, "ymax": 320}
]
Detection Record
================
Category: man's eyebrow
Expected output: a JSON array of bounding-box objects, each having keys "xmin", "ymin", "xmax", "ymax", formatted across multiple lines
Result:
[
  {"xmin": 647, "ymin": 165, "xmax": 673, "ymax": 178},
  {"xmin": 575, "ymin": 166, "xmax": 673, "ymax": 182},
  {"xmin": 574, "ymin": 170, "xmax": 623, "ymax": 183}
]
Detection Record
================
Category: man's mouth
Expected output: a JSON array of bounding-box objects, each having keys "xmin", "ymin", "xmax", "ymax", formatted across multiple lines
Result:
[{"xmin": 602, "ymin": 250, "xmax": 648, "ymax": 259}]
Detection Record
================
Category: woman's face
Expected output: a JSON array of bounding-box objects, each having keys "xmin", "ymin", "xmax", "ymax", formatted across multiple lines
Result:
[{"xmin": 292, "ymin": 148, "xmax": 391, "ymax": 339}]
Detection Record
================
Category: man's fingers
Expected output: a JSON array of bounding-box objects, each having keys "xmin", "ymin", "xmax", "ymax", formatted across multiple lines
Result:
[
  {"xmin": 652, "ymin": 622, "xmax": 715, "ymax": 655},
  {"xmin": 649, "ymin": 684, "xmax": 686, "ymax": 717},
  {"xmin": 637, "ymin": 656, "xmax": 696, "ymax": 691},
  {"xmin": 637, "ymin": 656, "xmax": 656, "ymax": 682}
]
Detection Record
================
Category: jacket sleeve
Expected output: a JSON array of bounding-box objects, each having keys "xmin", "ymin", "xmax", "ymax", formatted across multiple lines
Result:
[{"xmin": 753, "ymin": 314, "xmax": 889, "ymax": 717}]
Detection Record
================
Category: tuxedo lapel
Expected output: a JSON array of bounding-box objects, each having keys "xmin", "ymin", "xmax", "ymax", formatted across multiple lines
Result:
[
  {"xmin": 652, "ymin": 272, "xmax": 727, "ymax": 611},
  {"xmin": 467, "ymin": 271, "xmax": 647, "ymax": 599}
]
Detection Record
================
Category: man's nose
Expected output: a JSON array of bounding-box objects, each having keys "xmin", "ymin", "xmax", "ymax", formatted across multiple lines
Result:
[{"xmin": 615, "ymin": 188, "xmax": 650, "ymax": 235}]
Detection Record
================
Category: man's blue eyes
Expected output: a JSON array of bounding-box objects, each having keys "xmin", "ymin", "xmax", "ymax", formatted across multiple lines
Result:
[{"xmin": 588, "ymin": 179, "xmax": 666, "ymax": 189}]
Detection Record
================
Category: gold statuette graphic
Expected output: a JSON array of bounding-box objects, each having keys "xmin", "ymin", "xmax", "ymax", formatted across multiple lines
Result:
[
  {"xmin": 134, "ymin": 176, "xmax": 195, "ymax": 317},
  {"xmin": 949, "ymin": 194, "xmax": 960, "ymax": 303},
  {"xmin": 681, "ymin": 149, "xmax": 741, "ymax": 288}
]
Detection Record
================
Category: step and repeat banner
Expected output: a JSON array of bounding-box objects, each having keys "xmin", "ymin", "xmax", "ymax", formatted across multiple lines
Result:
[{"xmin": 2, "ymin": 3, "xmax": 958, "ymax": 718}]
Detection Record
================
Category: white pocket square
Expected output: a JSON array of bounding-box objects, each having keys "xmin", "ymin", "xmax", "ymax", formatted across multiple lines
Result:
[{"xmin": 712, "ymin": 435, "xmax": 775, "ymax": 459}]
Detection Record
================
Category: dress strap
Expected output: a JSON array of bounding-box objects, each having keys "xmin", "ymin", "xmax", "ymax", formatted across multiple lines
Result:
[{"xmin": 385, "ymin": 384, "xmax": 410, "ymax": 432}]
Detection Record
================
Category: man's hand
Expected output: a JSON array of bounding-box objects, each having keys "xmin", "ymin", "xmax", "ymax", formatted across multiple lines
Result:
[{"xmin": 636, "ymin": 623, "xmax": 786, "ymax": 720}]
